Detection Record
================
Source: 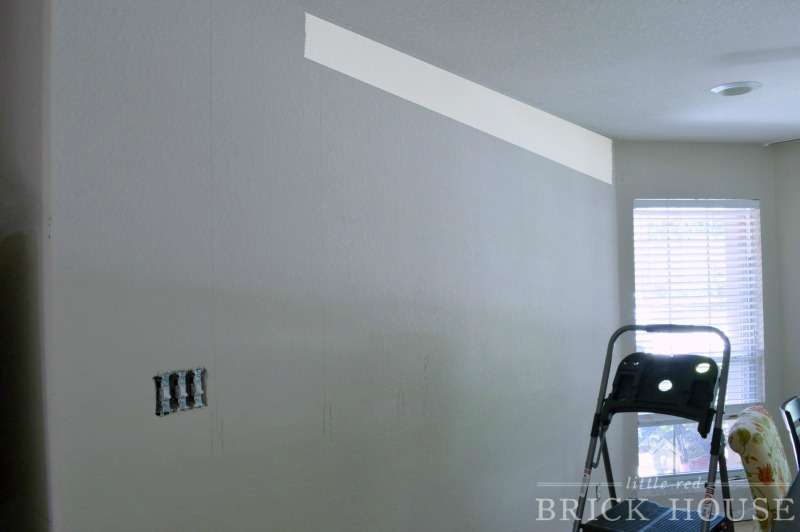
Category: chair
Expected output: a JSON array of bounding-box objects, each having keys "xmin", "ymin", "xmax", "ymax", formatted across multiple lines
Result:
[
  {"xmin": 780, "ymin": 396, "xmax": 800, "ymax": 470},
  {"xmin": 728, "ymin": 405, "xmax": 793, "ymax": 532}
]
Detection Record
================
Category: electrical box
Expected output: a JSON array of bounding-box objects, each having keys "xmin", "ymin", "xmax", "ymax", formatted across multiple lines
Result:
[{"xmin": 153, "ymin": 367, "xmax": 207, "ymax": 416}]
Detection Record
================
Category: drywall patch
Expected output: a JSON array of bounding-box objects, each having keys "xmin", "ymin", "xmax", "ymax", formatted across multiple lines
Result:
[{"xmin": 304, "ymin": 13, "xmax": 613, "ymax": 184}]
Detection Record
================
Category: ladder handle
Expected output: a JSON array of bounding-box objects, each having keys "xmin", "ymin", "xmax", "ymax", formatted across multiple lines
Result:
[{"xmin": 605, "ymin": 324, "xmax": 731, "ymax": 379}]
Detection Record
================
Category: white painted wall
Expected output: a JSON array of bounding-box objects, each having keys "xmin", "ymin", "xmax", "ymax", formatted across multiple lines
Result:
[
  {"xmin": 44, "ymin": 2, "xmax": 620, "ymax": 531},
  {"xmin": 774, "ymin": 143, "xmax": 800, "ymax": 406}
]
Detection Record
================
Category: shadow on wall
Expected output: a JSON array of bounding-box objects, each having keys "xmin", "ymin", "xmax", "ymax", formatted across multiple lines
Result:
[
  {"xmin": 0, "ymin": 231, "xmax": 47, "ymax": 531},
  {"xmin": 718, "ymin": 46, "xmax": 800, "ymax": 66}
]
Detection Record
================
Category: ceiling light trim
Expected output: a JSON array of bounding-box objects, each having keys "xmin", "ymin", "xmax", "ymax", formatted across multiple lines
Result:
[{"xmin": 710, "ymin": 81, "xmax": 762, "ymax": 96}]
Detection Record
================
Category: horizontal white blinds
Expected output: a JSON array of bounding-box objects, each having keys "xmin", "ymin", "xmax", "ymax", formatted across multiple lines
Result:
[{"xmin": 633, "ymin": 200, "xmax": 765, "ymax": 405}]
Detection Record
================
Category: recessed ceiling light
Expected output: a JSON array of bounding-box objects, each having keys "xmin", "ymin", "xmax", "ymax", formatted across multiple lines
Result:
[{"xmin": 710, "ymin": 81, "xmax": 762, "ymax": 96}]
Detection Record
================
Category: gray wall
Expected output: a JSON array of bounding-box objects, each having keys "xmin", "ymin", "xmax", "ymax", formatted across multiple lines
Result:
[
  {"xmin": 774, "ymin": 143, "xmax": 800, "ymax": 403},
  {"xmin": 0, "ymin": 0, "xmax": 48, "ymax": 530},
  {"xmin": 0, "ymin": 0, "xmax": 44, "ymax": 233},
  {"xmin": 614, "ymin": 141, "xmax": 787, "ymax": 491},
  {"xmin": 45, "ymin": 2, "xmax": 619, "ymax": 531}
]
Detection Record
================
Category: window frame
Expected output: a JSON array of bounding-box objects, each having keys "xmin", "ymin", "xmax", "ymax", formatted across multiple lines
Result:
[{"xmin": 631, "ymin": 197, "xmax": 765, "ymax": 480}]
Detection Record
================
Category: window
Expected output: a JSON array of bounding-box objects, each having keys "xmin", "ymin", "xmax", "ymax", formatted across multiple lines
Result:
[{"xmin": 633, "ymin": 199, "xmax": 765, "ymax": 478}]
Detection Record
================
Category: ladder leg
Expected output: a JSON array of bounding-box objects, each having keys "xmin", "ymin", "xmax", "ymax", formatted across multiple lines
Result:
[
  {"xmin": 718, "ymin": 450, "xmax": 735, "ymax": 530},
  {"xmin": 600, "ymin": 439, "xmax": 617, "ymax": 502},
  {"xmin": 573, "ymin": 436, "xmax": 599, "ymax": 532}
]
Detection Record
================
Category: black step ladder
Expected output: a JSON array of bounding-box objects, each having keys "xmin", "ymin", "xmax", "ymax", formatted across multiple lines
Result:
[{"xmin": 573, "ymin": 324, "xmax": 735, "ymax": 532}]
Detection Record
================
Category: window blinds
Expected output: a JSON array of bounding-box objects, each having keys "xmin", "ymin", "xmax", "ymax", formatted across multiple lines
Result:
[{"xmin": 633, "ymin": 199, "xmax": 765, "ymax": 406}]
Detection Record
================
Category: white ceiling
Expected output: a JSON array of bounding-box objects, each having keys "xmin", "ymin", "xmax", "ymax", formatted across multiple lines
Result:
[{"xmin": 302, "ymin": 0, "xmax": 800, "ymax": 143}]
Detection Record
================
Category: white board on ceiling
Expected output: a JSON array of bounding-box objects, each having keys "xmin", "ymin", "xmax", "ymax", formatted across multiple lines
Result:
[{"xmin": 304, "ymin": 13, "xmax": 613, "ymax": 185}]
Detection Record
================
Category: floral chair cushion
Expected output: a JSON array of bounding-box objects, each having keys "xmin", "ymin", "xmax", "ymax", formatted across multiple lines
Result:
[{"xmin": 727, "ymin": 405, "xmax": 792, "ymax": 531}]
